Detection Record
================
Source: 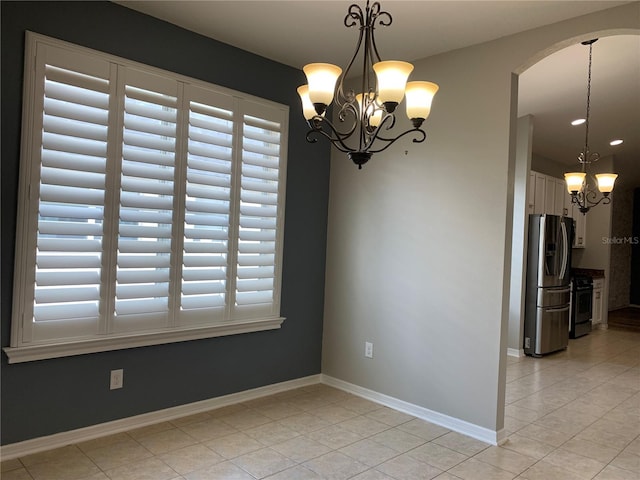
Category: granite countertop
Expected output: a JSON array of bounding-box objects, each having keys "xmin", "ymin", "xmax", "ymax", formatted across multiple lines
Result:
[{"xmin": 572, "ymin": 268, "xmax": 605, "ymax": 278}]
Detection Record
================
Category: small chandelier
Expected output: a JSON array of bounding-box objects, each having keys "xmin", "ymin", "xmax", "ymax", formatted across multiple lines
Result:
[
  {"xmin": 564, "ymin": 39, "xmax": 618, "ymax": 214},
  {"xmin": 297, "ymin": 1, "xmax": 439, "ymax": 169}
]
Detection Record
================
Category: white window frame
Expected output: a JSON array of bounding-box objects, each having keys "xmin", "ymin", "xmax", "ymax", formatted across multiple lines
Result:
[{"xmin": 5, "ymin": 33, "xmax": 288, "ymax": 363}]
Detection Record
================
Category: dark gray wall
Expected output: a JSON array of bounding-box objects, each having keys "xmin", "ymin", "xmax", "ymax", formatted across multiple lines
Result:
[{"xmin": 1, "ymin": 1, "xmax": 330, "ymax": 445}]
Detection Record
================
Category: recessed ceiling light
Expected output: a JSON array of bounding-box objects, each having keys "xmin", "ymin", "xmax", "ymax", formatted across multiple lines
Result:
[
  {"xmin": 610, "ymin": 139, "xmax": 623, "ymax": 146},
  {"xmin": 571, "ymin": 118, "xmax": 586, "ymax": 126}
]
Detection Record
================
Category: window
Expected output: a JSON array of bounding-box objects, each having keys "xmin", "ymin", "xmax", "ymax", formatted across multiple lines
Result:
[{"xmin": 6, "ymin": 33, "xmax": 288, "ymax": 363}]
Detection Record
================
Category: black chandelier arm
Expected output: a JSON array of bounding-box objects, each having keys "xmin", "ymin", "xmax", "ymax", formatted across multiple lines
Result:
[
  {"xmin": 305, "ymin": 116, "xmax": 360, "ymax": 154},
  {"xmin": 364, "ymin": 127, "xmax": 427, "ymax": 154},
  {"xmin": 570, "ymin": 189, "xmax": 612, "ymax": 214}
]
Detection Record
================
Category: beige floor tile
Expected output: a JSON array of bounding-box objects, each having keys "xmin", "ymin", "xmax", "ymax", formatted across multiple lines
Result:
[
  {"xmin": 338, "ymin": 415, "xmax": 390, "ymax": 437},
  {"xmin": 376, "ymin": 452, "xmax": 443, "ymax": 480},
  {"xmin": 219, "ymin": 409, "xmax": 273, "ymax": 430},
  {"xmin": 432, "ymin": 432, "xmax": 490, "ymax": 457},
  {"xmin": 351, "ymin": 469, "xmax": 396, "ymax": 480},
  {"xmin": 472, "ymin": 446, "xmax": 536, "ymax": 475},
  {"xmin": 306, "ymin": 424, "xmax": 365, "ymax": 449},
  {"xmin": 397, "ymin": 418, "xmax": 450, "ymax": 441},
  {"xmin": 1, "ymin": 458, "xmax": 24, "ymax": 473},
  {"xmin": 230, "ymin": 447, "xmax": 296, "ymax": 478},
  {"xmin": 369, "ymin": 427, "xmax": 426, "ymax": 453},
  {"xmin": 204, "ymin": 432, "xmax": 264, "ymax": 459},
  {"xmin": 519, "ymin": 460, "xmax": 590, "ymax": 480},
  {"xmin": 610, "ymin": 450, "xmax": 640, "ymax": 474},
  {"xmin": 516, "ymin": 422, "xmax": 574, "ymax": 447},
  {"xmin": 136, "ymin": 428, "xmax": 198, "ymax": 455},
  {"xmin": 1, "ymin": 468, "xmax": 35, "ymax": 480},
  {"xmin": 158, "ymin": 444, "xmax": 224, "ymax": 475},
  {"xmin": 258, "ymin": 401, "xmax": 305, "ymax": 421},
  {"xmin": 593, "ymin": 464, "xmax": 640, "ymax": 480},
  {"xmin": 20, "ymin": 445, "xmax": 85, "ymax": 467},
  {"xmin": 262, "ymin": 464, "xmax": 323, "ymax": 479},
  {"xmin": 500, "ymin": 433, "xmax": 555, "ymax": 460},
  {"xmin": 177, "ymin": 417, "xmax": 238, "ymax": 442},
  {"xmin": 77, "ymin": 433, "xmax": 132, "ymax": 452},
  {"xmin": 83, "ymin": 436, "xmax": 153, "ymax": 470},
  {"xmin": 270, "ymin": 435, "xmax": 332, "ymax": 463},
  {"xmin": 338, "ymin": 396, "xmax": 382, "ymax": 414},
  {"xmin": 433, "ymin": 473, "xmax": 465, "ymax": 480},
  {"xmin": 407, "ymin": 442, "xmax": 468, "ymax": 470},
  {"xmin": 311, "ymin": 404, "xmax": 360, "ymax": 424},
  {"xmin": 303, "ymin": 451, "xmax": 369, "ymax": 480},
  {"xmin": 339, "ymin": 438, "xmax": 400, "ymax": 467},
  {"xmin": 244, "ymin": 421, "xmax": 299, "ymax": 445},
  {"xmin": 447, "ymin": 457, "xmax": 515, "ymax": 480},
  {"xmin": 276, "ymin": 412, "xmax": 330, "ymax": 434},
  {"xmin": 561, "ymin": 437, "xmax": 622, "ymax": 464},
  {"xmin": 365, "ymin": 406, "xmax": 415, "ymax": 426},
  {"xmin": 183, "ymin": 460, "xmax": 255, "ymax": 480},
  {"xmin": 543, "ymin": 448, "xmax": 607, "ymax": 478},
  {"xmin": 103, "ymin": 457, "xmax": 178, "ymax": 480},
  {"xmin": 25, "ymin": 454, "xmax": 101, "ymax": 480}
]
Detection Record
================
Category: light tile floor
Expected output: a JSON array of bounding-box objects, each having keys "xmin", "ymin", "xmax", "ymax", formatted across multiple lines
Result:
[{"xmin": 2, "ymin": 327, "xmax": 638, "ymax": 479}]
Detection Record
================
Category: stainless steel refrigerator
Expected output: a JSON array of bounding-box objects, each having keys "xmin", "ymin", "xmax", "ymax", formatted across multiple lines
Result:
[{"xmin": 524, "ymin": 214, "xmax": 572, "ymax": 357}]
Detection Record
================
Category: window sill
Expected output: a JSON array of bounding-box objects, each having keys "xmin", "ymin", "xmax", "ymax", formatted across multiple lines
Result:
[{"xmin": 3, "ymin": 317, "xmax": 285, "ymax": 364}]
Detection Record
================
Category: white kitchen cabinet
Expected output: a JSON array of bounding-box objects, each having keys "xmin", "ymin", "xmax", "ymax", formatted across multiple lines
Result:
[
  {"xmin": 592, "ymin": 278, "xmax": 604, "ymax": 325},
  {"xmin": 553, "ymin": 178, "xmax": 565, "ymax": 217},
  {"xmin": 533, "ymin": 172, "xmax": 546, "ymax": 215}
]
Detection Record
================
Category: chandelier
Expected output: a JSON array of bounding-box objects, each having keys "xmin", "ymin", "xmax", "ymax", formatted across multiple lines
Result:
[
  {"xmin": 296, "ymin": 1, "xmax": 439, "ymax": 169},
  {"xmin": 564, "ymin": 39, "xmax": 618, "ymax": 214}
]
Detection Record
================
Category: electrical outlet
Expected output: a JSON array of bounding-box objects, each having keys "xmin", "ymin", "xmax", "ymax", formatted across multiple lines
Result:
[
  {"xmin": 365, "ymin": 341, "xmax": 373, "ymax": 358},
  {"xmin": 524, "ymin": 337, "xmax": 531, "ymax": 349},
  {"xmin": 110, "ymin": 369, "xmax": 124, "ymax": 390}
]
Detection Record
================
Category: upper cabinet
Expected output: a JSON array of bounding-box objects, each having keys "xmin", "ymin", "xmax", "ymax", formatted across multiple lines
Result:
[{"xmin": 528, "ymin": 171, "xmax": 586, "ymax": 248}]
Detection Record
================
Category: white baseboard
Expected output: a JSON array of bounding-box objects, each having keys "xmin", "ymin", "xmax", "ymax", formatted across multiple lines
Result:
[
  {"xmin": 321, "ymin": 374, "xmax": 503, "ymax": 446},
  {"xmin": 0, "ymin": 374, "xmax": 321, "ymax": 460},
  {"xmin": 507, "ymin": 348, "xmax": 524, "ymax": 358}
]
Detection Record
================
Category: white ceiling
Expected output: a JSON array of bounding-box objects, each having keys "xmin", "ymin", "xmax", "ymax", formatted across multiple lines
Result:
[{"xmin": 116, "ymin": 0, "xmax": 640, "ymax": 185}]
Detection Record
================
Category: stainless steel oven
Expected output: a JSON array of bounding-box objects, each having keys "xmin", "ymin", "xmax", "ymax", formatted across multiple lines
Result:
[{"xmin": 570, "ymin": 274, "xmax": 593, "ymax": 338}]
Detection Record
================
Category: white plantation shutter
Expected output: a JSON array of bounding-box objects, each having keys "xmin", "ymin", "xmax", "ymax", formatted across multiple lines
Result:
[
  {"xmin": 180, "ymin": 86, "xmax": 236, "ymax": 324},
  {"xmin": 235, "ymin": 103, "xmax": 286, "ymax": 318},
  {"xmin": 9, "ymin": 33, "xmax": 288, "ymax": 361},
  {"xmin": 29, "ymin": 45, "xmax": 112, "ymax": 342},
  {"xmin": 113, "ymin": 70, "xmax": 178, "ymax": 332}
]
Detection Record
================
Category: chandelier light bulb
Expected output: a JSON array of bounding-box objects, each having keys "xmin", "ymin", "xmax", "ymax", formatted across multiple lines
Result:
[
  {"xmin": 303, "ymin": 63, "xmax": 342, "ymax": 112},
  {"xmin": 595, "ymin": 173, "xmax": 618, "ymax": 194},
  {"xmin": 373, "ymin": 60, "xmax": 414, "ymax": 109},
  {"xmin": 564, "ymin": 172, "xmax": 586, "ymax": 193},
  {"xmin": 297, "ymin": 85, "xmax": 318, "ymax": 120},
  {"xmin": 405, "ymin": 81, "xmax": 439, "ymax": 124}
]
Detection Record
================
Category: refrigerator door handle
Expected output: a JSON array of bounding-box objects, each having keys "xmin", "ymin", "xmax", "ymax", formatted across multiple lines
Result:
[
  {"xmin": 545, "ymin": 305, "xmax": 570, "ymax": 313},
  {"xmin": 559, "ymin": 220, "xmax": 568, "ymax": 281}
]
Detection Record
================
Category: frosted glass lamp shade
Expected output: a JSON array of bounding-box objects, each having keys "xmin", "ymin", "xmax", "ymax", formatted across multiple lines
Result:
[
  {"xmin": 303, "ymin": 63, "xmax": 342, "ymax": 107},
  {"xmin": 373, "ymin": 61, "xmax": 414, "ymax": 105},
  {"xmin": 595, "ymin": 173, "xmax": 618, "ymax": 193},
  {"xmin": 297, "ymin": 85, "xmax": 317, "ymax": 120},
  {"xmin": 564, "ymin": 172, "xmax": 586, "ymax": 193},
  {"xmin": 405, "ymin": 81, "xmax": 439, "ymax": 120}
]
